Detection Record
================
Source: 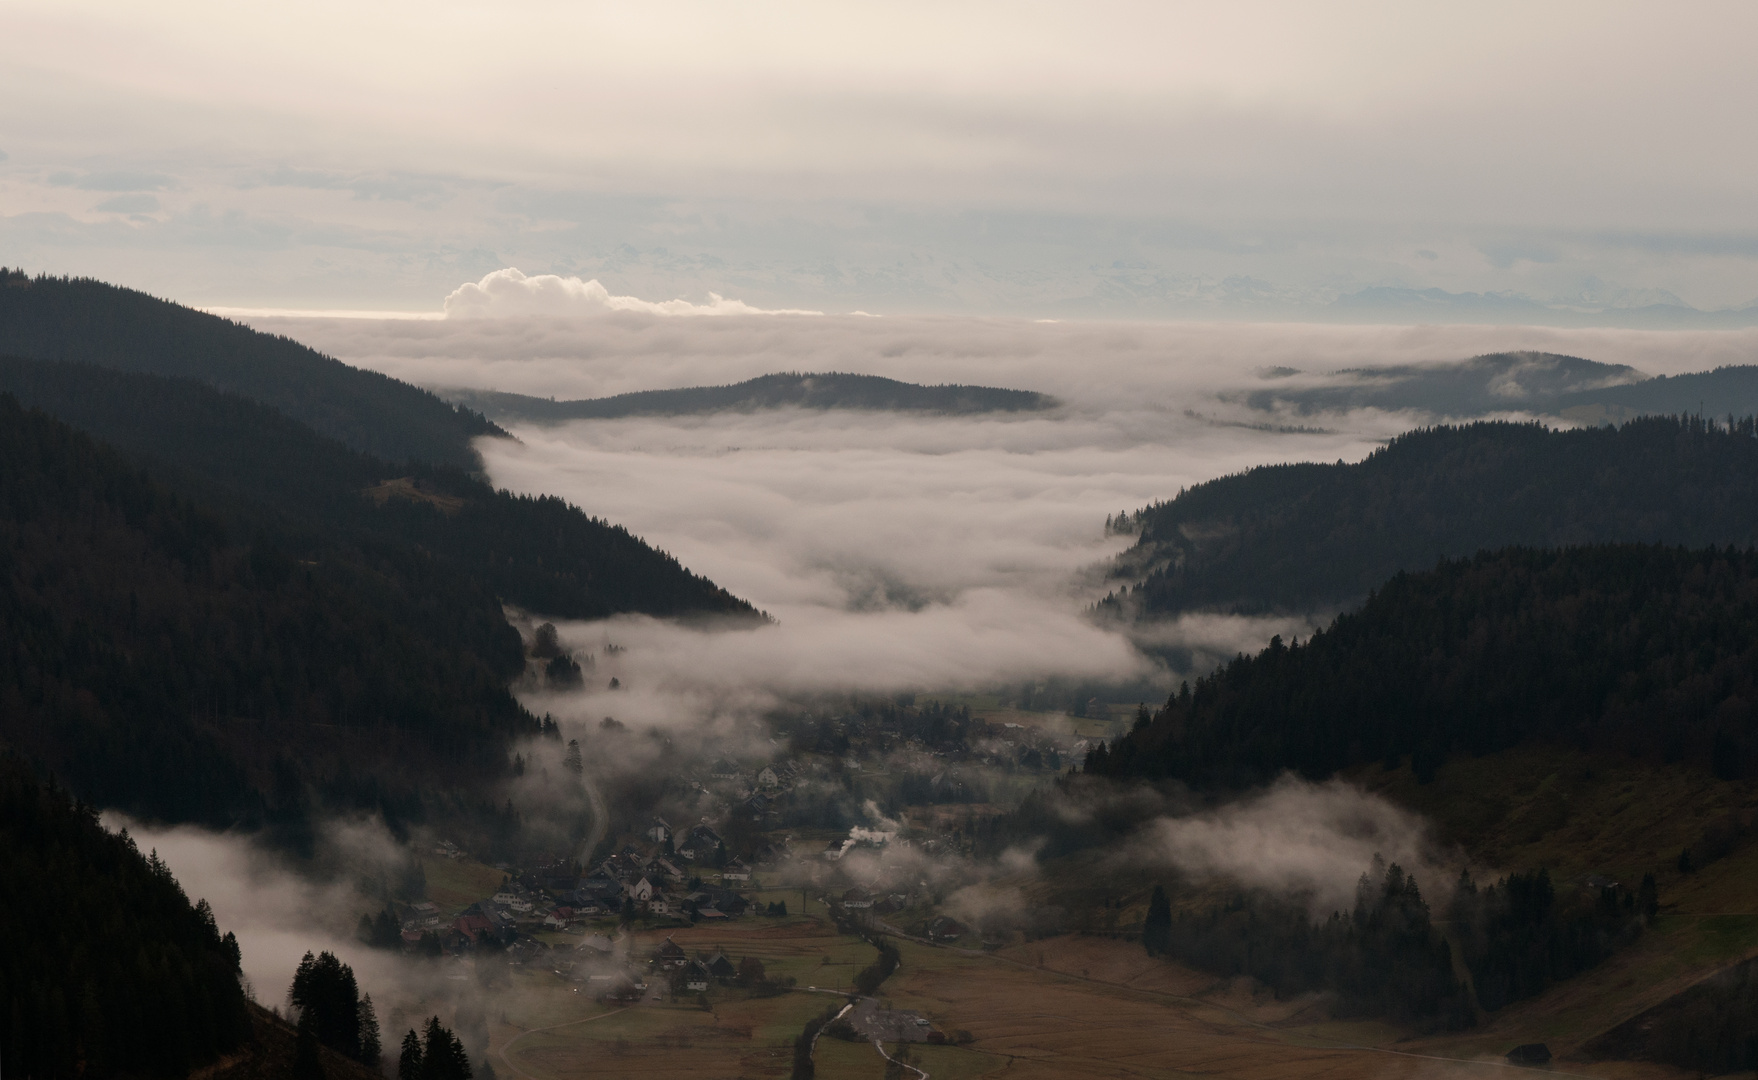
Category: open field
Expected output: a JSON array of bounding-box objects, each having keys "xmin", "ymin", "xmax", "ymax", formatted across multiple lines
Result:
[
  {"xmin": 458, "ymin": 745, "xmax": 1758, "ymax": 1078},
  {"xmin": 419, "ymin": 857, "xmax": 507, "ymax": 913},
  {"xmin": 468, "ymin": 901, "xmax": 1730, "ymax": 1080}
]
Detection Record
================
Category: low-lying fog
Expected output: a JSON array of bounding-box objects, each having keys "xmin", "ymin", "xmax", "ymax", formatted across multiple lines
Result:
[
  {"xmin": 127, "ymin": 290, "xmax": 1753, "ymax": 1056},
  {"xmin": 255, "ymin": 306, "xmax": 1755, "ymax": 706}
]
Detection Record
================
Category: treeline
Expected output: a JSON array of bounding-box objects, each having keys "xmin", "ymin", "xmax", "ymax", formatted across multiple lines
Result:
[
  {"xmin": 1148, "ymin": 860, "xmax": 1469, "ymax": 1028},
  {"xmin": 0, "ymin": 393, "xmax": 538, "ymax": 837},
  {"xmin": 1450, "ymin": 868, "xmax": 1650, "ymax": 1011},
  {"xmin": 1143, "ymin": 859, "xmax": 1650, "ymax": 1028},
  {"xmin": 0, "ymin": 269, "xmax": 499, "ymax": 469},
  {"xmin": 290, "ymin": 951, "xmax": 380, "ymax": 1069},
  {"xmin": 0, "ymin": 757, "xmax": 251, "ymax": 1078},
  {"xmin": 1103, "ymin": 417, "xmax": 1758, "ymax": 618},
  {"xmin": 1089, "ymin": 544, "xmax": 1758, "ymax": 787},
  {"xmin": 0, "ymin": 356, "xmax": 760, "ymax": 622}
]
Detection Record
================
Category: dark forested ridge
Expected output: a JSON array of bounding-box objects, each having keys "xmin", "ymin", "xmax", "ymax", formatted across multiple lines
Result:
[
  {"xmin": 0, "ymin": 356, "xmax": 759, "ymax": 623},
  {"xmin": 1106, "ymin": 417, "xmax": 1758, "ymax": 618},
  {"xmin": 0, "ymin": 392, "xmax": 545, "ymax": 832},
  {"xmin": 0, "ymin": 269, "xmax": 502, "ymax": 469},
  {"xmin": 1089, "ymin": 544, "xmax": 1758, "ymax": 788},
  {"xmin": 446, "ymin": 371, "xmax": 1054, "ymax": 424},
  {"xmin": 0, "ymin": 757, "xmax": 252, "ymax": 1078}
]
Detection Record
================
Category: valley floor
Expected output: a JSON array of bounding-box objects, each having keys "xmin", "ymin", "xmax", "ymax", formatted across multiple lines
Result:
[{"xmin": 478, "ymin": 916, "xmax": 1723, "ymax": 1080}]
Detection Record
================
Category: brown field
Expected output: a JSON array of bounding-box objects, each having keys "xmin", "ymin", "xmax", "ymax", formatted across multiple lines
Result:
[
  {"xmin": 476, "ymin": 905, "xmax": 1717, "ymax": 1080},
  {"xmin": 420, "ymin": 856, "xmax": 506, "ymax": 913},
  {"xmin": 468, "ymin": 744, "xmax": 1758, "ymax": 1078}
]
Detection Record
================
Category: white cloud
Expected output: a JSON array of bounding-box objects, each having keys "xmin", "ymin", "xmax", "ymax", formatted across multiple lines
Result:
[
  {"xmin": 442, "ymin": 268, "xmax": 822, "ymax": 319},
  {"xmin": 1129, "ymin": 776, "xmax": 1451, "ymax": 915}
]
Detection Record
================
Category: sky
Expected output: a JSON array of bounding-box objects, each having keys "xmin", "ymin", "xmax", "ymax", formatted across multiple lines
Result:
[{"xmin": 4, "ymin": 1, "xmax": 1758, "ymax": 319}]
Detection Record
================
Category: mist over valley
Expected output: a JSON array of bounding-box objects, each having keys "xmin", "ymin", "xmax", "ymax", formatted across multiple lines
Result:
[{"xmin": 8, "ymin": 9, "xmax": 1758, "ymax": 1074}]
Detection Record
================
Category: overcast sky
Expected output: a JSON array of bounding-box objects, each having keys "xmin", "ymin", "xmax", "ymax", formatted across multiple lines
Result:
[{"xmin": 4, "ymin": 1, "xmax": 1757, "ymax": 318}]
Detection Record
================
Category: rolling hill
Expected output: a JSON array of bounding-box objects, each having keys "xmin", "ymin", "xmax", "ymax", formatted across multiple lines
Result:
[
  {"xmin": 0, "ymin": 356, "xmax": 760, "ymax": 623},
  {"xmin": 445, "ymin": 371, "xmax": 1055, "ymax": 424},
  {"xmin": 1105, "ymin": 416, "xmax": 1758, "ymax": 618},
  {"xmin": 0, "ymin": 269, "xmax": 501, "ymax": 470}
]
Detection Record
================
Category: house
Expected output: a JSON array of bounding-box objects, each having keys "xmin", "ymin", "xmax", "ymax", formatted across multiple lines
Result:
[
  {"xmin": 756, "ymin": 765, "xmax": 780, "ymax": 788},
  {"xmin": 590, "ymin": 974, "xmax": 644, "ymax": 1003},
  {"xmin": 646, "ymin": 817, "xmax": 672, "ymax": 844},
  {"xmin": 627, "ymin": 876, "xmax": 656, "ymax": 903},
  {"xmin": 842, "ymin": 887, "xmax": 873, "ymax": 909},
  {"xmin": 655, "ymin": 937, "xmax": 688, "ymax": 969},
  {"xmin": 651, "ymin": 857, "xmax": 686, "ymax": 882},
  {"xmin": 703, "ymin": 950, "xmax": 737, "ymax": 981},
  {"xmin": 578, "ymin": 934, "xmax": 615, "ymax": 956},
  {"xmin": 709, "ymin": 759, "xmax": 742, "ymax": 780},
  {"xmin": 687, "ymin": 823, "xmax": 723, "ymax": 853},
  {"xmin": 681, "ymin": 959, "xmax": 711, "ymax": 993},
  {"xmin": 543, "ymin": 907, "xmax": 575, "ymax": 929},
  {"xmin": 925, "ymin": 915, "xmax": 968, "ymax": 942},
  {"xmin": 721, "ymin": 859, "xmax": 751, "ymax": 883},
  {"xmin": 646, "ymin": 894, "xmax": 674, "ymax": 916}
]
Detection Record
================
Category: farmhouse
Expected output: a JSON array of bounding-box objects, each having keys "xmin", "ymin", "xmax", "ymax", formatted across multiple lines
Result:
[{"xmin": 925, "ymin": 915, "xmax": 968, "ymax": 942}]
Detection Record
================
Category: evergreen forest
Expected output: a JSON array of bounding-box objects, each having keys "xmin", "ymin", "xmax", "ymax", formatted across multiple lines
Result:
[
  {"xmin": 0, "ymin": 270, "xmax": 498, "ymax": 470},
  {"xmin": 1090, "ymin": 543, "xmax": 1758, "ymax": 787},
  {"xmin": 0, "ymin": 757, "xmax": 252, "ymax": 1079},
  {"xmin": 1105, "ymin": 417, "xmax": 1758, "ymax": 618}
]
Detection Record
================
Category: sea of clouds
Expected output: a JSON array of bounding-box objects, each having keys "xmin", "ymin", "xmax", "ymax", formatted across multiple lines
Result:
[
  {"xmin": 246, "ymin": 272, "xmax": 1758, "ymax": 706},
  {"xmin": 130, "ymin": 274, "xmax": 1757, "ymax": 1035}
]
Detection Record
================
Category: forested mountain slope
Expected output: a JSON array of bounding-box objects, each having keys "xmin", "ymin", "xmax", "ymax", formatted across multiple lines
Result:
[
  {"xmin": 0, "ymin": 269, "xmax": 500, "ymax": 469},
  {"xmin": 0, "ymin": 393, "xmax": 542, "ymax": 832},
  {"xmin": 1105, "ymin": 417, "xmax": 1758, "ymax": 617},
  {"xmin": 0, "ymin": 356, "xmax": 758, "ymax": 622},
  {"xmin": 0, "ymin": 757, "xmax": 252, "ymax": 1078},
  {"xmin": 1089, "ymin": 544, "xmax": 1758, "ymax": 787},
  {"xmin": 447, "ymin": 371, "xmax": 1054, "ymax": 424}
]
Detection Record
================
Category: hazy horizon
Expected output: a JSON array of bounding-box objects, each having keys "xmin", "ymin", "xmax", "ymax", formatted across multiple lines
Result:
[{"xmin": 5, "ymin": 3, "xmax": 1758, "ymax": 321}]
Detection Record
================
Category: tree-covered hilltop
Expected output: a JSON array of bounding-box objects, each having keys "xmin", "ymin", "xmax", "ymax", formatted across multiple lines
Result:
[
  {"xmin": 446, "ymin": 371, "xmax": 1055, "ymax": 424},
  {"xmin": 0, "ymin": 392, "xmax": 545, "ymax": 834},
  {"xmin": 0, "ymin": 269, "xmax": 502, "ymax": 470},
  {"xmin": 1088, "ymin": 544, "xmax": 1758, "ymax": 788},
  {"xmin": 0, "ymin": 757, "xmax": 252, "ymax": 1079},
  {"xmin": 0, "ymin": 356, "xmax": 759, "ymax": 622},
  {"xmin": 1104, "ymin": 417, "xmax": 1758, "ymax": 618}
]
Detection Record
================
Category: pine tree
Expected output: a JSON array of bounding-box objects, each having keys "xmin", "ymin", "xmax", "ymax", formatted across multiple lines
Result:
[
  {"xmin": 1143, "ymin": 885, "xmax": 1172, "ymax": 956},
  {"xmin": 358, "ymin": 993, "xmax": 382, "ymax": 1068},
  {"xmin": 420, "ymin": 1016, "xmax": 473, "ymax": 1080},
  {"xmin": 290, "ymin": 950, "xmax": 364, "ymax": 1061},
  {"xmin": 399, "ymin": 1029, "xmax": 424, "ymax": 1080},
  {"xmin": 294, "ymin": 1013, "xmax": 326, "ymax": 1080}
]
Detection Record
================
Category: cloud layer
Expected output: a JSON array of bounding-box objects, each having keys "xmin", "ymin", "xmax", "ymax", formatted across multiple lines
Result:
[
  {"xmin": 4, "ymin": 3, "xmax": 1758, "ymax": 312},
  {"xmin": 443, "ymin": 268, "xmax": 822, "ymax": 319},
  {"xmin": 229, "ymin": 312, "xmax": 1758, "ymax": 710}
]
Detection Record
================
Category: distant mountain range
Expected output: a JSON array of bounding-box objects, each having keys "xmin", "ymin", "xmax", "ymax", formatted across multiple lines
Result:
[
  {"xmin": 1235, "ymin": 351, "xmax": 1758, "ymax": 422},
  {"xmin": 445, "ymin": 372, "xmax": 1055, "ymax": 425},
  {"xmin": 1327, "ymin": 286, "xmax": 1758, "ymax": 329}
]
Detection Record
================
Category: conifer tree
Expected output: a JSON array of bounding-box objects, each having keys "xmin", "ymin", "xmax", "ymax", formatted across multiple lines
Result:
[
  {"xmin": 399, "ymin": 1029, "xmax": 424, "ymax": 1080},
  {"xmin": 359, "ymin": 993, "xmax": 382, "ymax": 1068},
  {"xmin": 294, "ymin": 1013, "xmax": 326, "ymax": 1080},
  {"xmin": 1142, "ymin": 885, "xmax": 1172, "ymax": 956}
]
